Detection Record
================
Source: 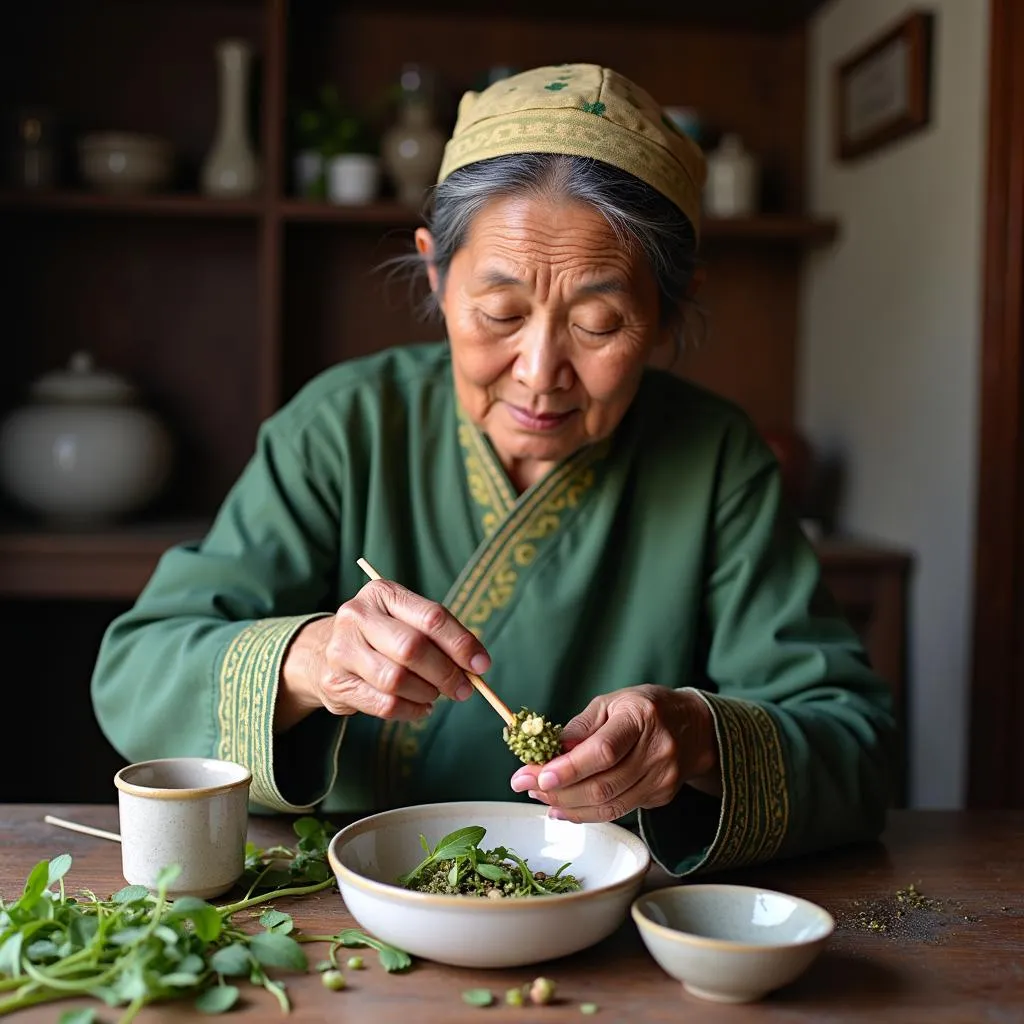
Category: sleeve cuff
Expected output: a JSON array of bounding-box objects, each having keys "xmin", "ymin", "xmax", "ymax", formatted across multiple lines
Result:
[
  {"xmin": 216, "ymin": 614, "xmax": 344, "ymax": 813},
  {"xmin": 638, "ymin": 689, "xmax": 790, "ymax": 876}
]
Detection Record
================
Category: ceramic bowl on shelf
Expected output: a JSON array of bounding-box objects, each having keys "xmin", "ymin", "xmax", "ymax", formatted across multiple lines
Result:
[
  {"xmin": 327, "ymin": 800, "xmax": 651, "ymax": 968},
  {"xmin": 78, "ymin": 131, "xmax": 175, "ymax": 193},
  {"xmin": 631, "ymin": 884, "xmax": 834, "ymax": 1003}
]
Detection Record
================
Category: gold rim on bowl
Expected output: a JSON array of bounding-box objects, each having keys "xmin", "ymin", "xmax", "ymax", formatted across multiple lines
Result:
[
  {"xmin": 114, "ymin": 758, "xmax": 252, "ymax": 801},
  {"xmin": 631, "ymin": 883, "xmax": 835, "ymax": 952}
]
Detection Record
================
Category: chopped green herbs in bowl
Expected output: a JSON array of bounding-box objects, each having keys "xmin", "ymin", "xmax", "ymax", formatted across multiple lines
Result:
[
  {"xmin": 399, "ymin": 824, "xmax": 582, "ymax": 897},
  {"xmin": 327, "ymin": 801, "xmax": 650, "ymax": 968}
]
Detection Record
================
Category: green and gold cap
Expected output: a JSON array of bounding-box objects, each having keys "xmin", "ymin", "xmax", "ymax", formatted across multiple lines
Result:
[{"xmin": 437, "ymin": 63, "xmax": 707, "ymax": 238}]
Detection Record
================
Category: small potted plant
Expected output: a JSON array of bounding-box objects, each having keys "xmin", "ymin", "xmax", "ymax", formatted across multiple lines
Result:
[
  {"xmin": 291, "ymin": 85, "xmax": 379, "ymax": 204},
  {"xmin": 291, "ymin": 90, "xmax": 330, "ymax": 199}
]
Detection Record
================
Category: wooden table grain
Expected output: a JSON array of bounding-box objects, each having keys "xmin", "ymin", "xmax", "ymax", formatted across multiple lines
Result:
[{"xmin": 1, "ymin": 807, "xmax": 1022, "ymax": 1023}]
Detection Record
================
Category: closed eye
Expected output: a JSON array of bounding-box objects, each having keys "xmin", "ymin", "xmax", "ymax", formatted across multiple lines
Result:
[{"xmin": 575, "ymin": 324, "xmax": 619, "ymax": 336}]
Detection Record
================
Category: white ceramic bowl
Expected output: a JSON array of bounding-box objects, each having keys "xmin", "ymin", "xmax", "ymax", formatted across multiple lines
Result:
[
  {"xmin": 631, "ymin": 884, "xmax": 834, "ymax": 1003},
  {"xmin": 78, "ymin": 132, "xmax": 174, "ymax": 193},
  {"xmin": 327, "ymin": 801, "xmax": 651, "ymax": 968}
]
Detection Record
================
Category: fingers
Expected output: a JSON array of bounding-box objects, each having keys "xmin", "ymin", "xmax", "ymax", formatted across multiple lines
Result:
[
  {"xmin": 533, "ymin": 708, "xmax": 640, "ymax": 792},
  {"xmin": 557, "ymin": 700, "xmax": 608, "ymax": 751},
  {"xmin": 344, "ymin": 644, "xmax": 439, "ymax": 707},
  {"xmin": 332, "ymin": 580, "xmax": 490, "ymax": 697},
  {"xmin": 545, "ymin": 776, "xmax": 650, "ymax": 824},
  {"xmin": 510, "ymin": 716, "xmax": 638, "ymax": 821},
  {"xmin": 365, "ymin": 579, "xmax": 490, "ymax": 672},
  {"xmin": 314, "ymin": 635, "xmax": 438, "ymax": 720},
  {"xmin": 354, "ymin": 607, "xmax": 470, "ymax": 702},
  {"xmin": 331, "ymin": 679, "xmax": 434, "ymax": 722},
  {"xmin": 509, "ymin": 688, "xmax": 688, "ymax": 823},
  {"xmin": 316, "ymin": 579, "xmax": 493, "ymax": 723}
]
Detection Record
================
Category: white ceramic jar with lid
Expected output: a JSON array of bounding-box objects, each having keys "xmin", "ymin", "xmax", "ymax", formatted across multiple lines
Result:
[
  {"xmin": 0, "ymin": 352, "xmax": 174, "ymax": 526},
  {"xmin": 704, "ymin": 133, "xmax": 760, "ymax": 218}
]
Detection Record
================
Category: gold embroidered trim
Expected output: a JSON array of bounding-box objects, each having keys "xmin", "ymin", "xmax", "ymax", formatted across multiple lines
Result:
[
  {"xmin": 379, "ymin": 417, "xmax": 607, "ymax": 804},
  {"xmin": 451, "ymin": 457, "xmax": 598, "ymax": 627},
  {"xmin": 699, "ymin": 692, "xmax": 789, "ymax": 871},
  {"xmin": 447, "ymin": 417, "xmax": 607, "ymax": 623},
  {"xmin": 456, "ymin": 405, "xmax": 515, "ymax": 537},
  {"xmin": 218, "ymin": 614, "xmax": 342, "ymax": 813}
]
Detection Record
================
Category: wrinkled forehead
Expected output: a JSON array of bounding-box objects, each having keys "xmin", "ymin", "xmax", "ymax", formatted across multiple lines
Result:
[
  {"xmin": 452, "ymin": 197, "xmax": 658, "ymax": 302},
  {"xmin": 459, "ymin": 196, "xmax": 644, "ymax": 282}
]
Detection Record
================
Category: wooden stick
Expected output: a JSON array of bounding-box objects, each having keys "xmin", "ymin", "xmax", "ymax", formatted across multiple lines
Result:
[
  {"xmin": 44, "ymin": 815, "xmax": 122, "ymax": 844},
  {"xmin": 356, "ymin": 556, "xmax": 515, "ymax": 727}
]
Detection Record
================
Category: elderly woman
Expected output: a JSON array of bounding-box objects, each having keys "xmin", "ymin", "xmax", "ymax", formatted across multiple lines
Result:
[{"xmin": 91, "ymin": 64, "xmax": 896, "ymax": 878}]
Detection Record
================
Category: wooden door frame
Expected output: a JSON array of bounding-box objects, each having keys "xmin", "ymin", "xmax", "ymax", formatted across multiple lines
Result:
[{"xmin": 967, "ymin": 0, "xmax": 1024, "ymax": 807}]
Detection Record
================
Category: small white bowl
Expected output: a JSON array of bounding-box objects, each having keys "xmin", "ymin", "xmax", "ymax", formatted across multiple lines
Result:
[
  {"xmin": 632, "ymin": 883, "xmax": 834, "ymax": 1003},
  {"xmin": 327, "ymin": 800, "xmax": 650, "ymax": 968},
  {"xmin": 78, "ymin": 132, "xmax": 174, "ymax": 194}
]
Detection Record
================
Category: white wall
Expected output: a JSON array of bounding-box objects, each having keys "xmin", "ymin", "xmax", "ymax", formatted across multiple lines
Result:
[{"xmin": 800, "ymin": 0, "xmax": 990, "ymax": 807}]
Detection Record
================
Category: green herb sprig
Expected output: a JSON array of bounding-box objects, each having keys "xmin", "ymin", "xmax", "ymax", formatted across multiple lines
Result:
[
  {"xmin": 398, "ymin": 827, "xmax": 486, "ymax": 888},
  {"xmin": 300, "ymin": 929, "xmax": 411, "ymax": 974},
  {"xmin": 0, "ymin": 818, "xmax": 411, "ymax": 1023},
  {"xmin": 399, "ymin": 826, "xmax": 582, "ymax": 898}
]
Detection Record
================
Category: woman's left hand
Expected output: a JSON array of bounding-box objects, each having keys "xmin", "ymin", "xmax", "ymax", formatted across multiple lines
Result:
[{"xmin": 510, "ymin": 685, "xmax": 720, "ymax": 823}]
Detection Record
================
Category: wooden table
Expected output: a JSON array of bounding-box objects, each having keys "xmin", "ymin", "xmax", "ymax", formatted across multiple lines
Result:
[{"xmin": 2, "ymin": 807, "xmax": 1022, "ymax": 1023}]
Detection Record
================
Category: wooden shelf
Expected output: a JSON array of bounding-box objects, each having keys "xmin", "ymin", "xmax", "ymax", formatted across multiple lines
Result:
[
  {"xmin": 0, "ymin": 520, "xmax": 211, "ymax": 600},
  {"xmin": 277, "ymin": 199, "xmax": 423, "ymax": 226},
  {"xmin": 0, "ymin": 193, "xmax": 838, "ymax": 246},
  {"xmin": 0, "ymin": 522, "xmax": 907, "ymax": 601},
  {"xmin": 279, "ymin": 203, "xmax": 837, "ymax": 242},
  {"xmin": 815, "ymin": 535, "xmax": 915, "ymax": 569},
  {"xmin": 702, "ymin": 215, "xmax": 839, "ymax": 246},
  {"xmin": 0, "ymin": 191, "xmax": 265, "ymax": 218},
  {"xmin": 365, "ymin": 0, "xmax": 828, "ymax": 29}
]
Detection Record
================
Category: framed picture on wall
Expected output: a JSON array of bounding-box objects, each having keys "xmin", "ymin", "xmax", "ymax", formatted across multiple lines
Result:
[{"xmin": 835, "ymin": 10, "xmax": 934, "ymax": 161}]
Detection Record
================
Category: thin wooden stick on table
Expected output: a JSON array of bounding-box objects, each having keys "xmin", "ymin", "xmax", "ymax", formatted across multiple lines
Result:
[
  {"xmin": 356, "ymin": 557, "xmax": 516, "ymax": 727},
  {"xmin": 44, "ymin": 815, "xmax": 122, "ymax": 843}
]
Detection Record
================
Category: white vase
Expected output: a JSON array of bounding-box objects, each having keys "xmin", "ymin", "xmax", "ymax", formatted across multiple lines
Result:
[
  {"xmin": 704, "ymin": 133, "xmax": 759, "ymax": 218},
  {"xmin": 326, "ymin": 154, "xmax": 380, "ymax": 205},
  {"xmin": 201, "ymin": 39, "xmax": 260, "ymax": 198}
]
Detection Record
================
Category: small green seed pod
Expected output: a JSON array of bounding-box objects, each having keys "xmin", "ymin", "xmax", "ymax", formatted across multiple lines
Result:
[
  {"xmin": 321, "ymin": 970, "xmax": 346, "ymax": 991},
  {"xmin": 505, "ymin": 986, "xmax": 526, "ymax": 1006},
  {"xmin": 529, "ymin": 977, "xmax": 557, "ymax": 1005}
]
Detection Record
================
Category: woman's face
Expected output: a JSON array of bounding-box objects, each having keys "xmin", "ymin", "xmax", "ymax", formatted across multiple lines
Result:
[{"xmin": 417, "ymin": 196, "xmax": 672, "ymax": 491}]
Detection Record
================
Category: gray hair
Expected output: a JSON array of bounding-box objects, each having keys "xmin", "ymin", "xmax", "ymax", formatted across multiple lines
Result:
[{"xmin": 386, "ymin": 154, "xmax": 701, "ymax": 354}]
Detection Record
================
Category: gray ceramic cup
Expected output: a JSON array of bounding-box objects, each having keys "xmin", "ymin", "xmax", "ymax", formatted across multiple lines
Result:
[{"xmin": 114, "ymin": 757, "xmax": 252, "ymax": 899}]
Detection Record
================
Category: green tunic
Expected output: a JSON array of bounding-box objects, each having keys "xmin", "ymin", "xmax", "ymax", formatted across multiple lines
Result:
[{"xmin": 91, "ymin": 342, "xmax": 897, "ymax": 877}]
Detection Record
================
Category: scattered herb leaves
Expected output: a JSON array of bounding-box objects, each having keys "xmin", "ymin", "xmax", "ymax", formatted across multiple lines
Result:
[
  {"xmin": 296, "ymin": 928, "xmax": 411, "ymax": 974},
  {"xmin": 462, "ymin": 988, "xmax": 495, "ymax": 1006},
  {"xmin": 0, "ymin": 817, "xmax": 412, "ymax": 1022}
]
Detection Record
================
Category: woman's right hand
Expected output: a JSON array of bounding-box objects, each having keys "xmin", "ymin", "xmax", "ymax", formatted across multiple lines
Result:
[{"xmin": 275, "ymin": 578, "xmax": 491, "ymax": 731}]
